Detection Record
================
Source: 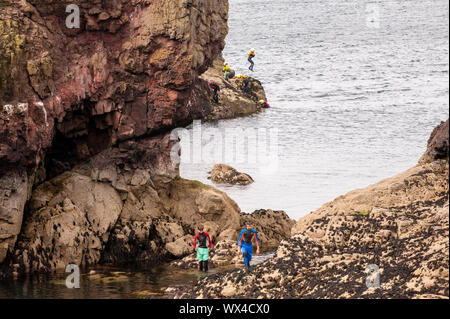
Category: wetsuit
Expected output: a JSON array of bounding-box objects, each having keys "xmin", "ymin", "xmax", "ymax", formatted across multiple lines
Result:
[
  {"xmin": 259, "ymin": 101, "xmax": 270, "ymax": 108},
  {"xmin": 242, "ymin": 77, "xmax": 250, "ymax": 93},
  {"xmin": 248, "ymin": 52, "xmax": 255, "ymax": 71},
  {"xmin": 209, "ymin": 81, "xmax": 220, "ymax": 103},
  {"xmin": 237, "ymin": 228, "xmax": 260, "ymax": 267},
  {"xmin": 193, "ymin": 232, "xmax": 213, "ymax": 271},
  {"xmin": 223, "ymin": 65, "xmax": 230, "ymax": 81}
]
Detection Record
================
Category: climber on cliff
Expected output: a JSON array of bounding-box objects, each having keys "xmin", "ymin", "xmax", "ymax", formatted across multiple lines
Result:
[
  {"xmin": 248, "ymin": 48, "xmax": 255, "ymax": 71},
  {"xmin": 242, "ymin": 76, "xmax": 250, "ymax": 94},
  {"xmin": 193, "ymin": 224, "xmax": 214, "ymax": 272},
  {"xmin": 237, "ymin": 222, "xmax": 260, "ymax": 268},
  {"xmin": 258, "ymin": 100, "xmax": 270, "ymax": 108},
  {"xmin": 223, "ymin": 62, "xmax": 231, "ymax": 81},
  {"xmin": 208, "ymin": 80, "xmax": 220, "ymax": 104}
]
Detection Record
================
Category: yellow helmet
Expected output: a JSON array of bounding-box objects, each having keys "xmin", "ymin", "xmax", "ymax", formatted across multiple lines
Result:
[{"xmin": 258, "ymin": 100, "xmax": 265, "ymax": 104}]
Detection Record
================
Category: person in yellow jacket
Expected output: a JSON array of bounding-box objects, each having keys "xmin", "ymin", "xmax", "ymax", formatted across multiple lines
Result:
[
  {"xmin": 222, "ymin": 62, "xmax": 230, "ymax": 81},
  {"xmin": 258, "ymin": 100, "xmax": 270, "ymax": 108},
  {"xmin": 248, "ymin": 48, "xmax": 255, "ymax": 71},
  {"xmin": 236, "ymin": 74, "xmax": 250, "ymax": 93}
]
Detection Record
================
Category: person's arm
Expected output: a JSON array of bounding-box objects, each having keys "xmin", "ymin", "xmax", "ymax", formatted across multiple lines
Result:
[
  {"xmin": 237, "ymin": 229, "xmax": 245, "ymax": 247},
  {"xmin": 193, "ymin": 233, "xmax": 199, "ymax": 249},
  {"xmin": 204, "ymin": 232, "xmax": 213, "ymax": 248},
  {"xmin": 252, "ymin": 229, "xmax": 260, "ymax": 252},
  {"xmin": 237, "ymin": 230, "xmax": 245, "ymax": 254}
]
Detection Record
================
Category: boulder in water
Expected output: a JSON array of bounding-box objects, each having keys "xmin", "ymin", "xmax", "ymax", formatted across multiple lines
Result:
[{"xmin": 208, "ymin": 164, "xmax": 254, "ymax": 185}]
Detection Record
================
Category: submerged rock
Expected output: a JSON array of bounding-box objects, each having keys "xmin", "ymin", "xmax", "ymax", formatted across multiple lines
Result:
[
  {"xmin": 208, "ymin": 164, "xmax": 254, "ymax": 185},
  {"xmin": 171, "ymin": 120, "xmax": 450, "ymax": 299}
]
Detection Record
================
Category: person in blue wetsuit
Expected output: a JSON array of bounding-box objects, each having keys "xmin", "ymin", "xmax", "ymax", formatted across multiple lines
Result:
[
  {"xmin": 247, "ymin": 49, "xmax": 255, "ymax": 71},
  {"xmin": 237, "ymin": 222, "xmax": 260, "ymax": 268}
]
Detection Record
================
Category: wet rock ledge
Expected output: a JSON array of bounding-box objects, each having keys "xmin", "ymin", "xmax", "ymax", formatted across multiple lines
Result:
[{"xmin": 171, "ymin": 120, "xmax": 449, "ymax": 299}]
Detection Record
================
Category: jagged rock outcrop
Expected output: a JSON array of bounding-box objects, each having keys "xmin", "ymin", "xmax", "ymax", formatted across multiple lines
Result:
[
  {"xmin": 201, "ymin": 55, "xmax": 267, "ymax": 121},
  {"xmin": 4, "ymin": 140, "xmax": 243, "ymax": 274},
  {"xmin": 419, "ymin": 119, "xmax": 449, "ymax": 164},
  {"xmin": 208, "ymin": 164, "xmax": 254, "ymax": 185},
  {"xmin": 172, "ymin": 120, "xmax": 449, "ymax": 299},
  {"xmin": 1, "ymin": 0, "xmax": 229, "ymax": 266}
]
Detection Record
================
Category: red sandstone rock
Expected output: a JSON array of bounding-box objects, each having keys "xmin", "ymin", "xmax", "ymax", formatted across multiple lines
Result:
[{"xmin": 0, "ymin": 0, "xmax": 229, "ymax": 264}]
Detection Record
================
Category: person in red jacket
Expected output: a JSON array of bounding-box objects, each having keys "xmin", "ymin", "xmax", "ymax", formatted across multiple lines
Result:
[
  {"xmin": 193, "ymin": 225, "xmax": 214, "ymax": 272},
  {"xmin": 208, "ymin": 81, "xmax": 220, "ymax": 104},
  {"xmin": 258, "ymin": 100, "xmax": 270, "ymax": 108}
]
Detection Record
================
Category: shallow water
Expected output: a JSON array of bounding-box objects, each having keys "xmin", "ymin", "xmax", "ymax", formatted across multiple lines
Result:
[
  {"xmin": 180, "ymin": 0, "xmax": 449, "ymax": 219},
  {"xmin": 0, "ymin": 253, "xmax": 273, "ymax": 299}
]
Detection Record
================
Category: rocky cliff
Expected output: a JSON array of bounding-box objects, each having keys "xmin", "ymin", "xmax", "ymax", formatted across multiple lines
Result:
[
  {"xmin": 172, "ymin": 120, "xmax": 449, "ymax": 299},
  {"xmin": 0, "ymin": 0, "xmax": 230, "ymax": 268},
  {"xmin": 0, "ymin": 0, "xmax": 284, "ymax": 276}
]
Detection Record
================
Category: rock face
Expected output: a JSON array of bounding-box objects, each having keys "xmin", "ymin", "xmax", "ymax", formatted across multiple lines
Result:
[
  {"xmin": 208, "ymin": 164, "xmax": 254, "ymax": 185},
  {"xmin": 419, "ymin": 119, "xmax": 449, "ymax": 164},
  {"xmin": 4, "ymin": 143, "xmax": 243, "ymax": 273},
  {"xmin": 171, "ymin": 209, "xmax": 295, "ymax": 269},
  {"xmin": 172, "ymin": 120, "xmax": 449, "ymax": 299},
  {"xmin": 201, "ymin": 56, "xmax": 267, "ymax": 121},
  {"xmin": 241, "ymin": 209, "xmax": 296, "ymax": 248},
  {"xmin": 0, "ymin": 0, "xmax": 229, "ymax": 266}
]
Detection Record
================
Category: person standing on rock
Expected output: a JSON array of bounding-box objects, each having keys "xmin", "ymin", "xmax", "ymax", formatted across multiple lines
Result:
[
  {"xmin": 242, "ymin": 76, "xmax": 250, "ymax": 94},
  {"xmin": 258, "ymin": 100, "xmax": 270, "ymax": 108},
  {"xmin": 248, "ymin": 48, "xmax": 255, "ymax": 71},
  {"xmin": 236, "ymin": 74, "xmax": 250, "ymax": 94},
  {"xmin": 193, "ymin": 225, "xmax": 214, "ymax": 272},
  {"xmin": 208, "ymin": 80, "xmax": 220, "ymax": 104},
  {"xmin": 223, "ymin": 62, "xmax": 231, "ymax": 81},
  {"xmin": 237, "ymin": 222, "xmax": 260, "ymax": 268}
]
